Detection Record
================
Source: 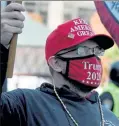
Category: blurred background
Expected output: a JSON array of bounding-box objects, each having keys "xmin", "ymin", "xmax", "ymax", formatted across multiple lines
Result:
[{"xmin": 1, "ymin": 1, "xmax": 119, "ymax": 93}]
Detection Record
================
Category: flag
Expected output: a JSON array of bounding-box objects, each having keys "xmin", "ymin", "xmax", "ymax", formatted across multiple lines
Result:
[{"xmin": 94, "ymin": 1, "xmax": 119, "ymax": 47}]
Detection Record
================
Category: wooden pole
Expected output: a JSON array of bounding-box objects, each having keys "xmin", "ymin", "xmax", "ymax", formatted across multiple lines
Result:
[{"xmin": 6, "ymin": 1, "xmax": 22, "ymax": 78}]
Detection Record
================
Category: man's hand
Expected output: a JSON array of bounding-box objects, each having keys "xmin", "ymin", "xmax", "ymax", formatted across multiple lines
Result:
[{"xmin": 1, "ymin": 3, "xmax": 25, "ymax": 48}]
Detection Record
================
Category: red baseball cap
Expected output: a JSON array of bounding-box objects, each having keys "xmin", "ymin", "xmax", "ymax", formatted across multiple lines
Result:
[{"xmin": 45, "ymin": 17, "xmax": 114, "ymax": 61}]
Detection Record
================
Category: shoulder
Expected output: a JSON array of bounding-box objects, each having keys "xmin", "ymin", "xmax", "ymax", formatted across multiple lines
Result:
[
  {"xmin": 1, "ymin": 88, "xmax": 39, "ymax": 104},
  {"xmin": 2, "ymin": 87, "xmax": 52, "ymax": 102},
  {"xmin": 100, "ymin": 92, "xmax": 112, "ymax": 98},
  {"xmin": 1, "ymin": 88, "xmax": 49, "ymax": 111},
  {"xmin": 100, "ymin": 92, "xmax": 113, "ymax": 102}
]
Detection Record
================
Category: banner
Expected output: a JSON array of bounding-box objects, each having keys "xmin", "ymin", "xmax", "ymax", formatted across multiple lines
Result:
[{"xmin": 94, "ymin": 1, "xmax": 119, "ymax": 47}]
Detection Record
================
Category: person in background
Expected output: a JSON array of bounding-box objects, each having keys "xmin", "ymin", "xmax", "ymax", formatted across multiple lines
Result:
[
  {"xmin": 100, "ymin": 61, "xmax": 119, "ymax": 118},
  {"xmin": 1, "ymin": 3, "xmax": 119, "ymax": 126}
]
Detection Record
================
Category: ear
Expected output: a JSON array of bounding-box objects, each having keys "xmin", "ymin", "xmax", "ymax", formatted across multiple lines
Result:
[{"xmin": 48, "ymin": 56, "xmax": 62, "ymax": 72}]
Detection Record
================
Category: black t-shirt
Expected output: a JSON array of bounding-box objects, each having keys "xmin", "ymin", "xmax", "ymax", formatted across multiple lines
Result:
[{"xmin": 1, "ymin": 83, "xmax": 119, "ymax": 126}]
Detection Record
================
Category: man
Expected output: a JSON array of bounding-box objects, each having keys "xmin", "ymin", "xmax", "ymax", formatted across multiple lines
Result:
[
  {"xmin": 100, "ymin": 61, "xmax": 119, "ymax": 118},
  {"xmin": 1, "ymin": 3, "xmax": 119, "ymax": 126}
]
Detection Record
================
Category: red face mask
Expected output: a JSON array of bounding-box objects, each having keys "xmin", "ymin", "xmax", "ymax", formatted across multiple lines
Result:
[{"xmin": 57, "ymin": 55, "xmax": 103, "ymax": 88}]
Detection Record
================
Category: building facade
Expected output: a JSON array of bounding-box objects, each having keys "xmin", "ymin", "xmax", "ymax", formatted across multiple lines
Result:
[{"xmin": 23, "ymin": 1, "xmax": 96, "ymax": 30}]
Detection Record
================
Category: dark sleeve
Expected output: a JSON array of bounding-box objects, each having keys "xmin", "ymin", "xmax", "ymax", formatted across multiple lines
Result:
[
  {"xmin": 100, "ymin": 92, "xmax": 114, "ymax": 111},
  {"xmin": 0, "ymin": 44, "xmax": 9, "ymax": 88},
  {"xmin": 0, "ymin": 44, "xmax": 9, "ymax": 124},
  {"xmin": 1, "ymin": 89, "xmax": 26, "ymax": 126}
]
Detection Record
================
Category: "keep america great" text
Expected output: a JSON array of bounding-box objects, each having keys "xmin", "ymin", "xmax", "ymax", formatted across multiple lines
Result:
[{"xmin": 70, "ymin": 18, "xmax": 94, "ymax": 36}]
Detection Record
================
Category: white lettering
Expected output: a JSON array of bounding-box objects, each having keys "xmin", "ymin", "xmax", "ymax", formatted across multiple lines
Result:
[
  {"xmin": 96, "ymin": 65, "xmax": 101, "ymax": 71},
  {"xmin": 85, "ymin": 31, "xmax": 90, "ymax": 35},
  {"xmin": 89, "ymin": 64, "xmax": 93, "ymax": 70},
  {"xmin": 78, "ymin": 19, "xmax": 87, "ymax": 24},
  {"xmin": 77, "ymin": 31, "xmax": 82, "ymax": 36},
  {"xmin": 97, "ymin": 73, "xmax": 101, "ymax": 80},
  {"xmin": 73, "ymin": 20, "xmax": 80, "ymax": 25},
  {"xmin": 71, "ymin": 25, "xmax": 92, "ymax": 32},
  {"xmin": 87, "ymin": 72, "xmax": 91, "ymax": 80},
  {"xmin": 82, "ymin": 61, "xmax": 89, "ymax": 69},
  {"xmin": 73, "ymin": 26, "xmax": 80, "ymax": 31},
  {"xmin": 82, "ymin": 61, "xmax": 101, "ymax": 71},
  {"xmin": 92, "ymin": 72, "xmax": 97, "ymax": 80},
  {"xmin": 70, "ymin": 28, "xmax": 75, "ymax": 32},
  {"xmin": 87, "ymin": 72, "xmax": 101, "ymax": 81},
  {"xmin": 73, "ymin": 19, "xmax": 88, "ymax": 25},
  {"xmin": 77, "ymin": 31, "xmax": 94, "ymax": 36}
]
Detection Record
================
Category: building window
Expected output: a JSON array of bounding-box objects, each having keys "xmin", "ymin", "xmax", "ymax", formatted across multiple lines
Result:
[
  {"xmin": 38, "ymin": 2, "xmax": 49, "ymax": 25},
  {"xmin": 27, "ymin": 9, "xmax": 34, "ymax": 13},
  {"xmin": 77, "ymin": 8, "xmax": 95, "ymax": 23},
  {"xmin": 24, "ymin": 2, "xmax": 36, "ymax": 6},
  {"xmin": 39, "ymin": 2, "xmax": 48, "ymax": 11},
  {"xmin": 64, "ymin": 13, "xmax": 72, "ymax": 22},
  {"xmin": 24, "ymin": 2, "xmax": 36, "ymax": 12},
  {"xmin": 63, "ymin": 2, "xmax": 74, "ymax": 22},
  {"xmin": 39, "ymin": 10, "xmax": 48, "ymax": 25}
]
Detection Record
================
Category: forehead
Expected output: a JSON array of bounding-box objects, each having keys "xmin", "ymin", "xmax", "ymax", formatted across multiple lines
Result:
[{"xmin": 59, "ymin": 40, "xmax": 99, "ymax": 53}]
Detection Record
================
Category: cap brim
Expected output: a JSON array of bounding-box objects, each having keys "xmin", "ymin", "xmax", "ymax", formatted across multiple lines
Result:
[
  {"xmin": 89, "ymin": 34, "xmax": 114, "ymax": 50},
  {"xmin": 57, "ymin": 34, "xmax": 114, "ymax": 54}
]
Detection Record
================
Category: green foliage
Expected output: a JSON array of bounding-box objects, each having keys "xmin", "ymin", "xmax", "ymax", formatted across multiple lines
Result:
[{"xmin": 104, "ymin": 44, "xmax": 119, "ymax": 60}]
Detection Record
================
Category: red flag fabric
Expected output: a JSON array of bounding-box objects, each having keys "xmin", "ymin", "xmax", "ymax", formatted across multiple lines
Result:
[{"xmin": 94, "ymin": 1, "xmax": 119, "ymax": 47}]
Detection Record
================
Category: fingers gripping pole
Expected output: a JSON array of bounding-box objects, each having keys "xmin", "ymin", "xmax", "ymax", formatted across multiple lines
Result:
[{"xmin": 6, "ymin": 1, "xmax": 22, "ymax": 78}]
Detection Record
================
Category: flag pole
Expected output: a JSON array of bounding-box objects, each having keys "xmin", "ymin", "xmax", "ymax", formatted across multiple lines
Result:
[{"xmin": 6, "ymin": 1, "xmax": 22, "ymax": 78}]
